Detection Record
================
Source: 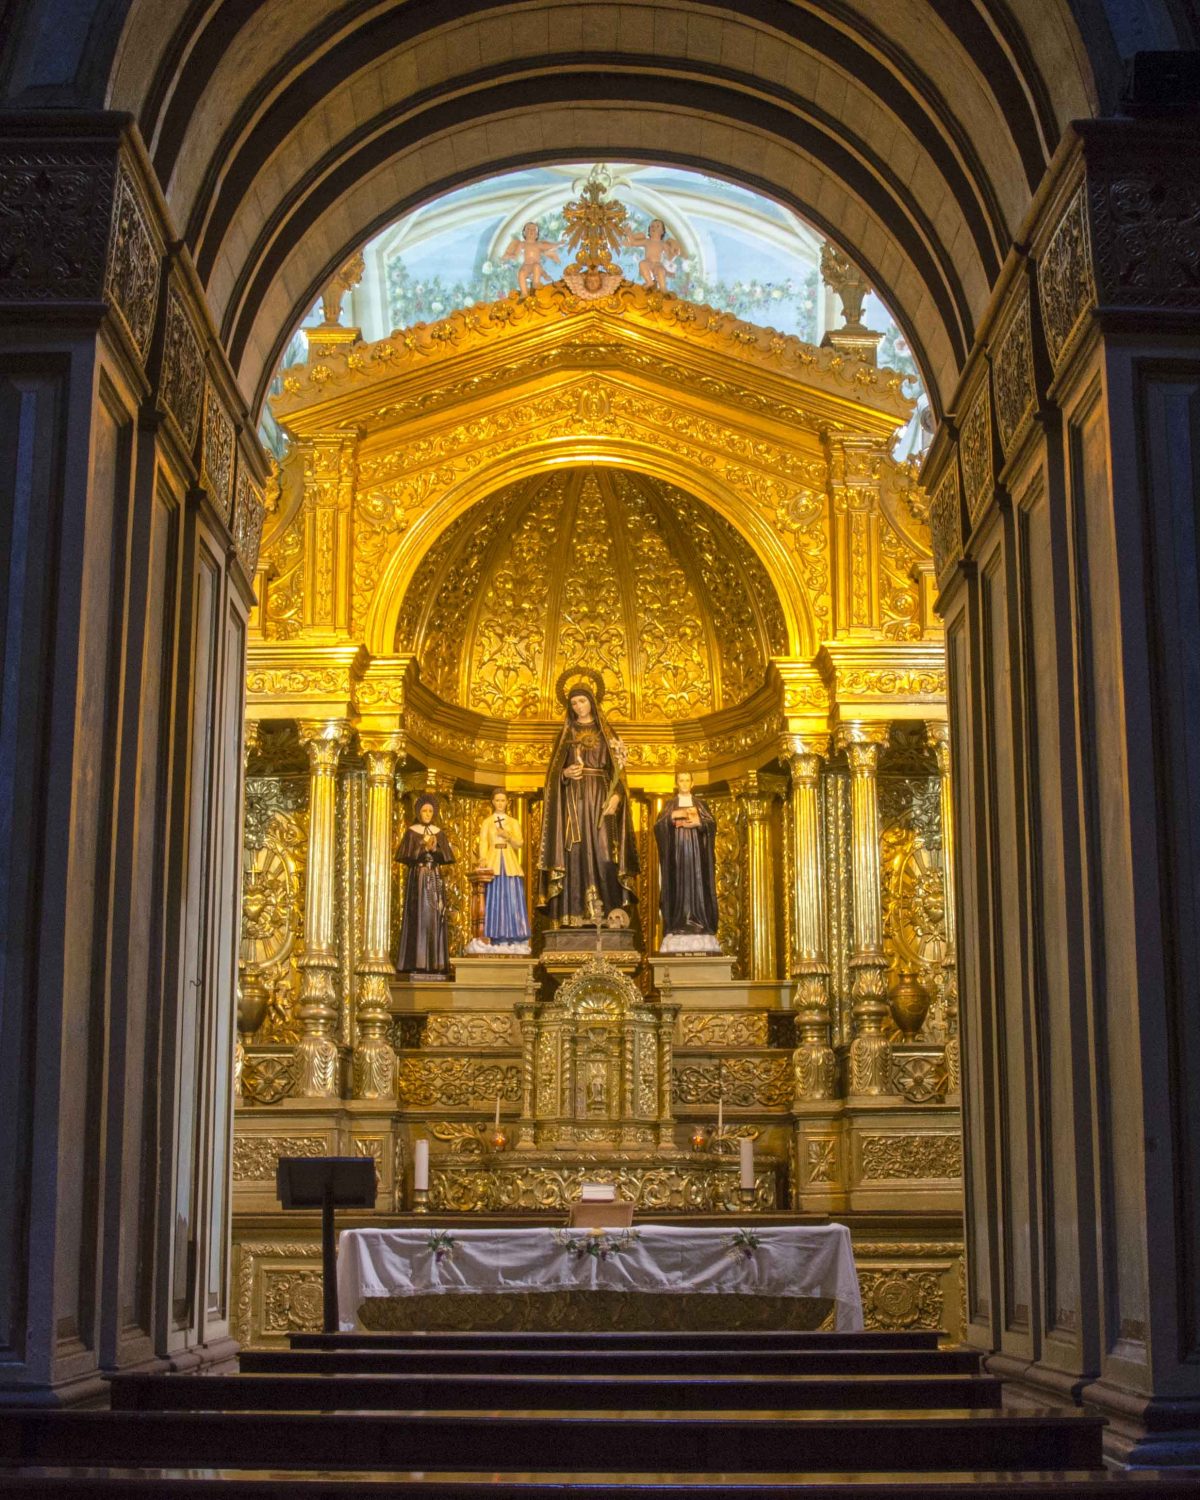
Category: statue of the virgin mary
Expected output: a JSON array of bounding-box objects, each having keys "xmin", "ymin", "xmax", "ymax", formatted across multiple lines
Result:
[{"xmin": 536, "ymin": 669, "xmax": 639, "ymax": 928}]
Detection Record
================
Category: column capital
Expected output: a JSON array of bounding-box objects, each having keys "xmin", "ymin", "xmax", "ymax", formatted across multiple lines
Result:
[
  {"xmin": 244, "ymin": 719, "xmax": 262, "ymax": 769},
  {"xmin": 297, "ymin": 717, "xmax": 353, "ymax": 771},
  {"xmin": 780, "ymin": 733, "xmax": 829, "ymax": 788},
  {"xmin": 732, "ymin": 771, "xmax": 780, "ymax": 821},
  {"xmin": 358, "ymin": 731, "xmax": 406, "ymax": 783},
  {"xmin": 837, "ymin": 720, "xmax": 889, "ymax": 773},
  {"xmin": 926, "ymin": 719, "xmax": 951, "ymax": 774}
]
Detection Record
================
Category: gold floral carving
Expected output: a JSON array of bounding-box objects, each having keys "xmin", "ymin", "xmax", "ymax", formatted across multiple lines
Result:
[
  {"xmin": 858, "ymin": 1268, "xmax": 944, "ymax": 1331},
  {"xmin": 261, "ymin": 509, "xmax": 305, "ymax": 640},
  {"xmin": 1037, "ymin": 182, "xmax": 1097, "ymax": 371},
  {"xmin": 0, "ymin": 146, "xmax": 116, "ymax": 302},
  {"xmin": 878, "ymin": 515, "xmax": 923, "ymax": 642},
  {"xmin": 929, "ymin": 463, "xmax": 963, "ymax": 582},
  {"xmin": 860, "ymin": 1133, "xmax": 962, "ymax": 1180},
  {"xmin": 678, "ymin": 1012, "xmax": 769, "ymax": 1048},
  {"xmin": 806, "ymin": 1137, "xmax": 837, "ymax": 1183},
  {"xmin": 672, "ymin": 1057, "xmax": 792, "ymax": 1108},
  {"xmin": 263, "ymin": 1268, "xmax": 325, "ymax": 1334},
  {"xmin": 707, "ymin": 794, "xmax": 746, "ymax": 979},
  {"xmin": 836, "ymin": 669, "xmax": 945, "ymax": 699},
  {"xmin": 202, "ymin": 381, "xmax": 236, "ymax": 524},
  {"xmin": 395, "ymin": 1057, "xmax": 521, "ymax": 1108},
  {"xmin": 160, "ymin": 288, "xmax": 205, "ymax": 447},
  {"xmin": 991, "ymin": 286, "xmax": 1036, "ymax": 459},
  {"xmin": 428, "ymin": 1161, "xmax": 775, "ymax": 1213},
  {"xmin": 958, "ymin": 382, "xmax": 994, "ymax": 527},
  {"xmin": 419, "ymin": 1012, "xmax": 517, "ymax": 1048},
  {"xmin": 1087, "ymin": 165, "xmax": 1200, "ymax": 312},
  {"xmin": 245, "ymin": 666, "xmax": 354, "ymax": 700},
  {"xmin": 233, "ymin": 469, "xmax": 266, "ymax": 577},
  {"xmin": 232, "ymin": 1134, "xmax": 326, "ymax": 1181},
  {"xmin": 104, "ymin": 164, "xmax": 159, "ymax": 362},
  {"xmin": 234, "ymin": 1241, "xmax": 321, "ymax": 1347},
  {"xmin": 880, "ymin": 773, "xmax": 946, "ymax": 1030},
  {"xmin": 241, "ymin": 774, "xmax": 308, "ymax": 1042},
  {"xmin": 556, "ymin": 471, "xmax": 632, "ymax": 716}
]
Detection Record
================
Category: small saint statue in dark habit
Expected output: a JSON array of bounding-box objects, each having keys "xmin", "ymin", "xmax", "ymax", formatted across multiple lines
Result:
[
  {"xmin": 396, "ymin": 793, "xmax": 455, "ymax": 975},
  {"xmin": 654, "ymin": 769, "xmax": 721, "ymax": 953}
]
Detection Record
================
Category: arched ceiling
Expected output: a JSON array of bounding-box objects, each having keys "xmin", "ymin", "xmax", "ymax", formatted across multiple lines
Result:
[
  {"xmin": 395, "ymin": 465, "xmax": 788, "ymax": 723},
  {"xmin": 6, "ymin": 1, "xmax": 1193, "ymax": 416}
]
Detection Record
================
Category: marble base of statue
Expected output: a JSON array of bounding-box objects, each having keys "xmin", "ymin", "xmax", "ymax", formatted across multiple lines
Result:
[{"xmin": 659, "ymin": 931, "xmax": 723, "ymax": 955}]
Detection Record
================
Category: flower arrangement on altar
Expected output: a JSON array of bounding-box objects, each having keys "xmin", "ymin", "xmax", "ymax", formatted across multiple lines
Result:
[{"xmin": 552, "ymin": 1228, "xmax": 641, "ymax": 1261}]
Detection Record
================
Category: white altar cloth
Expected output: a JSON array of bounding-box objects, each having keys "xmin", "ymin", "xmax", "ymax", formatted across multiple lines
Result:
[{"xmin": 337, "ymin": 1224, "xmax": 864, "ymax": 1332}]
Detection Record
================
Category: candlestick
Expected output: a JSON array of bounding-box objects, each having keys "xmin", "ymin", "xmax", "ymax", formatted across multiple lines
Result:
[
  {"xmin": 739, "ymin": 1136, "xmax": 754, "ymax": 1190},
  {"xmin": 413, "ymin": 1138, "xmax": 429, "ymax": 1192}
]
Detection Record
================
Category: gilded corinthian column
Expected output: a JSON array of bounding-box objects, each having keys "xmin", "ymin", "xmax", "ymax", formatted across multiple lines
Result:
[
  {"xmin": 353, "ymin": 734, "xmax": 404, "ymax": 1099},
  {"xmin": 927, "ymin": 721, "xmax": 960, "ymax": 1095},
  {"xmin": 295, "ymin": 719, "xmax": 352, "ymax": 1097},
  {"xmin": 782, "ymin": 737, "xmax": 836, "ymax": 1101},
  {"xmin": 734, "ymin": 773, "xmax": 778, "ymax": 981},
  {"xmin": 837, "ymin": 723, "xmax": 892, "ymax": 1096}
]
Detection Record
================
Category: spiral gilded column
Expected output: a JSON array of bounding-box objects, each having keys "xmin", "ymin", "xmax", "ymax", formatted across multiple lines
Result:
[
  {"xmin": 838, "ymin": 722, "xmax": 892, "ymax": 1097},
  {"xmin": 782, "ymin": 736, "xmax": 836, "ymax": 1102},
  {"xmin": 352, "ymin": 734, "xmax": 404, "ymax": 1099},
  {"xmin": 294, "ymin": 719, "xmax": 352, "ymax": 1097},
  {"xmin": 928, "ymin": 721, "xmax": 960, "ymax": 1095}
]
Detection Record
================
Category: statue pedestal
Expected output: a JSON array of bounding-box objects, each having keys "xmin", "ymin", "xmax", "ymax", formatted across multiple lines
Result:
[
  {"xmin": 390, "ymin": 956, "xmax": 537, "ymax": 1013},
  {"xmin": 538, "ymin": 927, "xmax": 640, "ymax": 977},
  {"xmin": 650, "ymin": 955, "xmax": 786, "ymax": 1011}
]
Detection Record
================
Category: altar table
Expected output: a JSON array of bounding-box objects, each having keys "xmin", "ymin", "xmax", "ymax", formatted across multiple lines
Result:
[{"xmin": 337, "ymin": 1224, "xmax": 864, "ymax": 1332}]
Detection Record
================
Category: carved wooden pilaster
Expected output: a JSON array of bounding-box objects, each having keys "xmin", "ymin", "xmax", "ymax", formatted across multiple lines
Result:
[{"xmin": 733, "ymin": 772, "xmax": 779, "ymax": 982}]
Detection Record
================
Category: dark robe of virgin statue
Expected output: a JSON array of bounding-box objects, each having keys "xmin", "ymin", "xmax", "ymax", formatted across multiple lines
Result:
[
  {"xmin": 396, "ymin": 795, "xmax": 455, "ymax": 974},
  {"xmin": 654, "ymin": 774, "xmax": 719, "ymax": 937},
  {"xmin": 536, "ymin": 684, "xmax": 639, "ymax": 927}
]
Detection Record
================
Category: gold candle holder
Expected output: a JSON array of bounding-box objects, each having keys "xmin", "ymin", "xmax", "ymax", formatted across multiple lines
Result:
[
  {"xmin": 690, "ymin": 1126, "xmax": 708, "ymax": 1152},
  {"xmin": 412, "ymin": 1186, "xmax": 430, "ymax": 1215},
  {"xmin": 737, "ymin": 1185, "xmax": 755, "ymax": 1210}
]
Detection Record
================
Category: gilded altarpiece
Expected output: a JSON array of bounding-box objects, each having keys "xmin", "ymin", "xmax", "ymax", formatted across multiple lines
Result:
[{"xmin": 233, "ymin": 275, "xmax": 961, "ymax": 1347}]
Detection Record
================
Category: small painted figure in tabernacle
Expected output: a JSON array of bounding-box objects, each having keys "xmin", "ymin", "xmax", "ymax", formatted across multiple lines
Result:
[
  {"xmin": 477, "ymin": 789, "xmax": 531, "ymax": 951},
  {"xmin": 654, "ymin": 769, "xmax": 721, "ymax": 953},
  {"xmin": 396, "ymin": 794, "xmax": 455, "ymax": 975},
  {"xmin": 537, "ymin": 678, "xmax": 639, "ymax": 928},
  {"xmin": 623, "ymin": 218, "xmax": 681, "ymax": 292},
  {"xmin": 501, "ymin": 221, "xmax": 562, "ymax": 295}
]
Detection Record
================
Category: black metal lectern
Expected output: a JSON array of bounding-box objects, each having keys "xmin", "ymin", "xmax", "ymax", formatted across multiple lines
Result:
[{"xmin": 276, "ymin": 1156, "xmax": 377, "ymax": 1333}]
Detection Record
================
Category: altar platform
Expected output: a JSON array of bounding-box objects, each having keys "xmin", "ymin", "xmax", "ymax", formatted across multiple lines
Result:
[{"xmin": 336, "ymin": 1222, "xmax": 864, "ymax": 1334}]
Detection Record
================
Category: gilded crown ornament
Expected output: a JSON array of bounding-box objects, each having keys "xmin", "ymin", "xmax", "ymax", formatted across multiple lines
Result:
[{"xmin": 562, "ymin": 170, "xmax": 628, "ymax": 299}]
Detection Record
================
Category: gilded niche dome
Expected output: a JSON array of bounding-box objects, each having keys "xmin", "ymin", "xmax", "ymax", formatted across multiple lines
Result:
[{"xmin": 395, "ymin": 467, "xmax": 786, "ymax": 723}]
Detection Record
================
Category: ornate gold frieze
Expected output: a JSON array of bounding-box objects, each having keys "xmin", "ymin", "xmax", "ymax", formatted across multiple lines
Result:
[
  {"xmin": 672, "ymin": 1057, "xmax": 792, "ymax": 1109},
  {"xmin": 677, "ymin": 1012, "xmax": 770, "ymax": 1048},
  {"xmin": 860, "ymin": 1133, "xmax": 962, "ymax": 1180},
  {"xmin": 234, "ymin": 1240, "xmax": 322, "ymax": 1346},
  {"xmin": 418, "ymin": 1013, "xmax": 519, "ymax": 1048},
  {"xmin": 395, "ymin": 1057, "xmax": 521, "ymax": 1108},
  {"xmin": 232, "ymin": 1135, "xmax": 326, "ymax": 1181},
  {"xmin": 428, "ymin": 1161, "xmax": 777, "ymax": 1213}
]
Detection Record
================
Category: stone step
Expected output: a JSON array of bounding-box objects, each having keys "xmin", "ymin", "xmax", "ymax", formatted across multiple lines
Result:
[
  {"xmin": 242, "ymin": 1347, "xmax": 984, "ymax": 1377},
  {"xmin": 0, "ymin": 1406, "xmax": 1105, "ymax": 1474},
  {"xmin": 1, "ymin": 1465, "xmax": 1192, "ymax": 1497},
  {"xmin": 289, "ymin": 1331, "xmax": 944, "ymax": 1352},
  {"xmin": 109, "ymin": 1369, "xmax": 1006, "ymax": 1412}
]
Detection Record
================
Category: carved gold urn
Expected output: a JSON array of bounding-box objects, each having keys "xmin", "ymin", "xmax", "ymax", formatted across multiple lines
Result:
[{"xmin": 888, "ymin": 968, "xmax": 931, "ymax": 1039}]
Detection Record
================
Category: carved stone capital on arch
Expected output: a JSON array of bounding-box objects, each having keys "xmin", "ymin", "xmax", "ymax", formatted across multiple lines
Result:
[{"xmin": 297, "ymin": 718, "xmax": 353, "ymax": 772}]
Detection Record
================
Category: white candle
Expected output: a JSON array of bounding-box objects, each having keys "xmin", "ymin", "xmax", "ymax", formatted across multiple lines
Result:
[
  {"xmin": 740, "ymin": 1137, "xmax": 755, "ymax": 1191},
  {"xmin": 494, "ymin": 1094, "xmax": 501, "ymax": 1131},
  {"xmin": 413, "ymin": 1138, "xmax": 429, "ymax": 1192},
  {"xmin": 717, "ymin": 1093, "xmax": 723, "ymax": 1135}
]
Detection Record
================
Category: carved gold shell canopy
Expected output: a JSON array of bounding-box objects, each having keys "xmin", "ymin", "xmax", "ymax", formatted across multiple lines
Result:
[{"xmin": 395, "ymin": 466, "xmax": 787, "ymax": 724}]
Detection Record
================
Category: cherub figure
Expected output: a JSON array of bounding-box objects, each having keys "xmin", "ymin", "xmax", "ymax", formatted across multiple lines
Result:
[
  {"xmin": 623, "ymin": 218, "xmax": 681, "ymax": 292},
  {"xmin": 501, "ymin": 221, "xmax": 562, "ymax": 295}
]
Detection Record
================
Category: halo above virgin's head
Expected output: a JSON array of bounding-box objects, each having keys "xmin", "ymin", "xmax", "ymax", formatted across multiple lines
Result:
[{"xmin": 555, "ymin": 665, "xmax": 606, "ymax": 708}]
